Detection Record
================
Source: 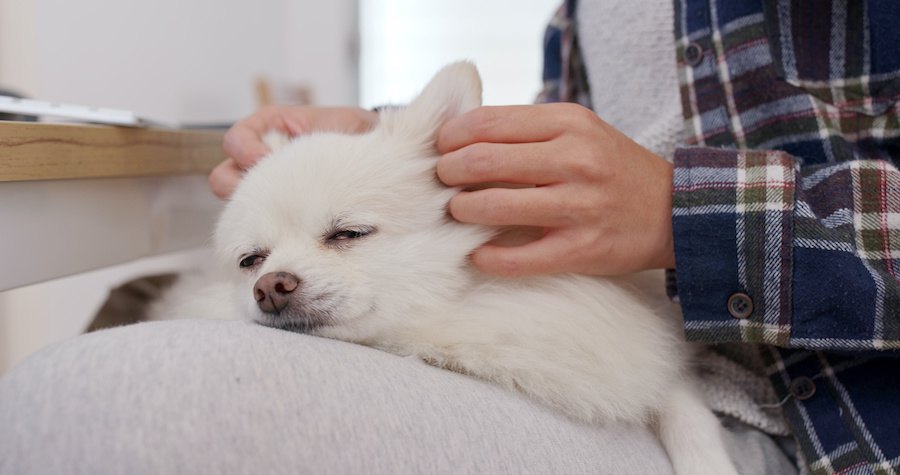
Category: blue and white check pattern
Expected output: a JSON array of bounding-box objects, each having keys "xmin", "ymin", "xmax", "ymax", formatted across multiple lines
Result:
[{"xmin": 541, "ymin": 0, "xmax": 900, "ymax": 473}]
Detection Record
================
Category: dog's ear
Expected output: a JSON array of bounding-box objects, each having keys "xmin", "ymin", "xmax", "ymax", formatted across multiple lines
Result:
[{"xmin": 378, "ymin": 61, "xmax": 482, "ymax": 144}]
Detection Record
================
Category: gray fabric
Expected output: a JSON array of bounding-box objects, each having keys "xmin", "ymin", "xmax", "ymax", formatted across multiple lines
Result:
[
  {"xmin": 0, "ymin": 320, "xmax": 793, "ymax": 475},
  {"xmin": 696, "ymin": 343, "xmax": 792, "ymax": 436},
  {"xmin": 720, "ymin": 415, "xmax": 798, "ymax": 475}
]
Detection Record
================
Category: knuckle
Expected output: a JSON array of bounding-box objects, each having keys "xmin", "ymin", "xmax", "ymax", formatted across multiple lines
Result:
[
  {"xmin": 558, "ymin": 103, "xmax": 602, "ymax": 131},
  {"xmin": 582, "ymin": 190, "xmax": 608, "ymax": 219},
  {"xmin": 461, "ymin": 143, "xmax": 494, "ymax": 179},
  {"xmin": 222, "ymin": 128, "xmax": 241, "ymax": 155},
  {"xmin": 573, "ymin": 103, "xmax": 600, "ymax": 122},
  {"xmin": 578, "ymin": 104, "xmax": 602, "ymax": 123},
  {"xmin": 465, "ymin": 107, "xmax": 498, "ymax": 133},
  {"xmin": 568, "ymin": 152, "xmax": 603, "ymax": 180},
  {"xmin": 481, "ymin": 190, "xmax": 516, "ymax": 220},
  {"xmin": 584, "ymin": 229, "xmax": 613, "ymax": 261},
  {"xmin": 476, "ymin": 192, "xmax": 501, "ymax": 220},
  {"xmin": 561, "ymin": 197, "xmax": 593, "ymax": 225},
  {"xmin": 584, "ymin": 199, "xmax": 605, "ymax": 222},
  {"xmin": 465, "ymin": 141, "xmax": 489, "ymax": 160},
  {"xmin": 579, "ymin": 227, "xmax": 604, "ymax": 248}
]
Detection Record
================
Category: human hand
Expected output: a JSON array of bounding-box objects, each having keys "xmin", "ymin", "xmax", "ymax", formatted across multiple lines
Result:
[
  {"xmin": 211, "ymin": 106, "xmax": 378, "ymax": 198},
  {"xmin": 436, "ymin": 103, "xmax": 675, "ymax": 277}
]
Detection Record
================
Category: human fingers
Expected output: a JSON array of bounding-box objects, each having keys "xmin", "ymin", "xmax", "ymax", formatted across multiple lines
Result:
[
  {"xmin": 470, "ymin": 231, "xmax": 584, "ymax": 277},
  {"xmin": 208, "ymin": 158, "xmax": 243, "ymax": 199},
  {"xmin": 224, "ymin": 107, "xmax": 377, "ymax": 170},
  {"xmin": 436, "ymin": 104, "xmax": 580, "ymax": 153},
  {"xmin": 448, "ymin": 187, "xmax": 572, "ymax": 228},
  {"xmin": 223, "ymin": 107, "xmax": 308, "ymax": 169},
  {"xmin": 437, "ymin": 142, "xmax": 566, "ymax": 186},
  {"xmin": 308, "ymin": 108, "xmax": 378, "ymax": 134}
]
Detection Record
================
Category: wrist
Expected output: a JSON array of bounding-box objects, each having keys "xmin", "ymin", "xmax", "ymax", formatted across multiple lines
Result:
[{"xmin": 649, "ymin": 155, "xmax": 676, "ymax": 270}]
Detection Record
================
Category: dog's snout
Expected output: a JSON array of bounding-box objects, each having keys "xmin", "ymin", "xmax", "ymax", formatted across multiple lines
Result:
[{"xmin": 254, "ymin": 271, "xmax": 301, "ymax": 314}]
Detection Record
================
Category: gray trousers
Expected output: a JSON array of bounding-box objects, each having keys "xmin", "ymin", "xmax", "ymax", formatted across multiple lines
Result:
[{"xmin": 0, "ymin": 320, "xmax": 797, "ymax": 474}]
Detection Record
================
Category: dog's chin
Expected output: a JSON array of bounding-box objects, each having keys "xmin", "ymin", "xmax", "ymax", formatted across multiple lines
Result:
[{"xmin": 253, "ymin": 310, "xmax": 333, "ymax": 335}]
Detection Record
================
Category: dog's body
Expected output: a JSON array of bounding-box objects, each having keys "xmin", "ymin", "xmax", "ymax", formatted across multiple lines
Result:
[{"xmin": 169, "ymin": 62, "xmax": 737, "ymax": 474}]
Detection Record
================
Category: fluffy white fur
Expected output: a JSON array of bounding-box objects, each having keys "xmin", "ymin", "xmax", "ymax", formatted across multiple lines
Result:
[{"xmin": 174, "ymin": 62, "xmax": 737, "ymax": 474}]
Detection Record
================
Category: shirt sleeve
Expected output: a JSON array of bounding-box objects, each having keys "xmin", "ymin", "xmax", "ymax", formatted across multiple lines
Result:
[{"xmin": 671, "ymin": 146, "xmax": 900, "ymax": 351}]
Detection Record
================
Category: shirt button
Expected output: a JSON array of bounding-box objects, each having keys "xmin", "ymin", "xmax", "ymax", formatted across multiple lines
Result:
[
  {"xmin": 684, "ymin": 42, "xmax": 704, "ymax": 66},
  {"xmin": 727, "ymin": 292, "xmax": 754, "ymax": 319},
  {"xmin": 789, "ymin": 377, "xmax": 817, "ymax": 401}
]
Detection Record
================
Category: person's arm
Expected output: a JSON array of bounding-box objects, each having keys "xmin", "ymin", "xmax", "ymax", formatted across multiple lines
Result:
[
  {"xmin": 436, "ymin": 104, "xmax": 900, "ymax": 352},
  {"xmin": 672, "ymin": 146, "xmax": 900, "ymax": 351}
]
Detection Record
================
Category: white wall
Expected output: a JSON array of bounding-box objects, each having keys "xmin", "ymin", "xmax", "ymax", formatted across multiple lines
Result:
[
  {"xmin": 0, "ymin": 0, "xmax": 357, "ymax": 124},
  {"xmin": 359, "ymin": 0, "xmax": 560, "ymax": 108},
  {"xmin": 283, "ymin": 0, "xmax": 359, "ymax": 106},
  {"xmin": 0, "ymin": 0, "xmax": 358, "ymax": 373}
]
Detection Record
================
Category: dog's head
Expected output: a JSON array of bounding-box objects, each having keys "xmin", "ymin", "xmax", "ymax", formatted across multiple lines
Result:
[{"xmin": 214, "ymin": 62, "xmax": 493, "ymax": 341}]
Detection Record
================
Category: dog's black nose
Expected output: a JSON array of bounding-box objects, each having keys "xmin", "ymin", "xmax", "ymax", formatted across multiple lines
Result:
[{"xmin": 254, "ymin": 271, "xmax": 301, "ymax": 314}]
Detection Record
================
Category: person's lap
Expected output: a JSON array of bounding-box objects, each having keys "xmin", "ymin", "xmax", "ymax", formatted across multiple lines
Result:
[{"xmin": 0, "ymin": 320, "xmax": 793, "ymax": 474}]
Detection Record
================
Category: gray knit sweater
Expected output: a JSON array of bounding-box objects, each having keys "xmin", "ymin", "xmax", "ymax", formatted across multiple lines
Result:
[{"xmin": 577, "ymin": 0, "xmax": 790, "ymax": 437}]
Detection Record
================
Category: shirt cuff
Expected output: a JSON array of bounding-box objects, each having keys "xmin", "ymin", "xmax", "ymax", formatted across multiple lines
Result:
[{"xmin": 671, "ymin": 147, "xmax": 797, "ymax": 345}]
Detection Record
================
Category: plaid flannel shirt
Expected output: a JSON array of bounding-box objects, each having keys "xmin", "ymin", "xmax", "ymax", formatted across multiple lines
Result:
[{"xmin": 540, "ymin": 1, "xmax": 900, "ymax": 473}]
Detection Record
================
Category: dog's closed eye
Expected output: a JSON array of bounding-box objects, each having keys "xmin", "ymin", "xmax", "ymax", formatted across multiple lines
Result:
[
  {"xmin": 325, "ymin": 226, "xmax": 376, "ymax": 247},
  {"xmin": 329, "ymin": 230, "xmax": 366, "ymax": 240}
]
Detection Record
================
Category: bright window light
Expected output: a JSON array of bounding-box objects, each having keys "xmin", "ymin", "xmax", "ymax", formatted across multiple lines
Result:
[{"xmin": 359, "ymin": 0, "xmax": 561, "ymax": 108}]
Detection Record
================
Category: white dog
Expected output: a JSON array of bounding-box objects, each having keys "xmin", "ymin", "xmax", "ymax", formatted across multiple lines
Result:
[{"xmin": 192, "ymin": 62, "xmax": 737, "ymax": 474}]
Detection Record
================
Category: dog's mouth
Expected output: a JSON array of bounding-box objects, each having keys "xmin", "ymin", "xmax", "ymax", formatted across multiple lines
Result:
[
  {"xmin": 249, "ymin": 288, "xmax": 347, "ymax": 334},
  {"xmin": 258, "ymin": 317, "xmax": 327, "ymax": 334},
  {"xmin": 254, "ymin": 308, "xmax": 336, "ymax": 334}
]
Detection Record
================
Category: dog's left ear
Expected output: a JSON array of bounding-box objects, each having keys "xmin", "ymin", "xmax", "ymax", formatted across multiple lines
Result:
[{"xmin": 379, "ymin": 61, "xmax": 482, "ymax": 144}]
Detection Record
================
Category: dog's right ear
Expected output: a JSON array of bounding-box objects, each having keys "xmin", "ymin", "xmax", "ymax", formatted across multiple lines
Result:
[{"xmin": 378, "ymin": 61, "xmax": 482, "ymax": 145}]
